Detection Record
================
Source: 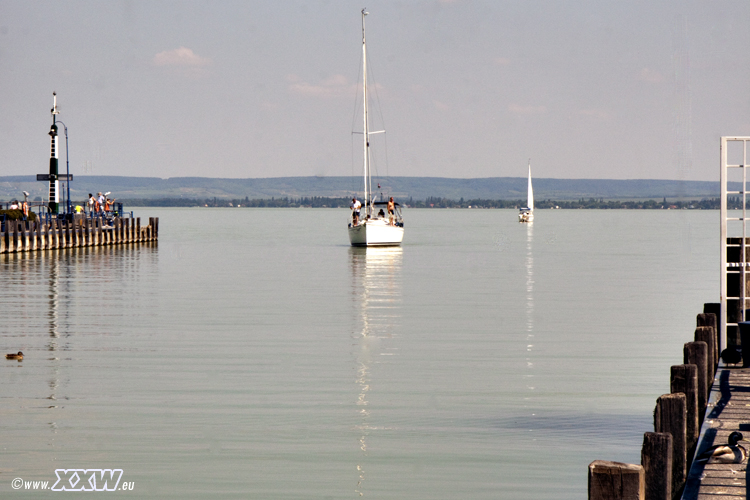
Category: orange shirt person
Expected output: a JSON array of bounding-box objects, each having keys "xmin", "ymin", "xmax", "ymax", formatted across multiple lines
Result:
[{"xmin": 387, "ymin": 197, "xmax": 395, "ymax": 226}]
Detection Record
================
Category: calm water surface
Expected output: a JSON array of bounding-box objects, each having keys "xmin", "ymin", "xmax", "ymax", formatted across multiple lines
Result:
[{"xmin": 0, "ymin": 208, "xmax": 717, "ymax": 498}]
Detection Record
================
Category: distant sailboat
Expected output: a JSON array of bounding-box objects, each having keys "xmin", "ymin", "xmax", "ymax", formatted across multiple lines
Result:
[{"xmin": 518, "ymin": 160, "xmax": 534, "ymax": 223}]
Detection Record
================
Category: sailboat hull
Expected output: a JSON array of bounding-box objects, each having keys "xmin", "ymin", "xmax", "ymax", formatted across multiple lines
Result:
[
  {"xmin": 348, "ymin": 219, "xmax": 404, "ymax": 246},
  {"xmin": 518, "ymin": 211, "xmax": 534, "ymax": 223}
]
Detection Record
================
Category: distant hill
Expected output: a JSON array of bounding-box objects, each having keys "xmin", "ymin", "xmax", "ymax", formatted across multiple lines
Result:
[{"xmin": 0, "ymin": 175, "xmax": 721, "ymax": 202}]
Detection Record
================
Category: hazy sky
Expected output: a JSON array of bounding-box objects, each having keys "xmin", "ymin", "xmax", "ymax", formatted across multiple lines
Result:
[{"xmin": 0, "ymin": 0, "xmax": 748, "ymax": 181}]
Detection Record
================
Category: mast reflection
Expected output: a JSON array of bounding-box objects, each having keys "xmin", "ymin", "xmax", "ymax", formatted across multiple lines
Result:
[
  {"xmin": 524, "ymin": 223, "xmax": 535, "ymax": 391},
  {"xmin": 349, "ymin": 246, "xmax": 403, "ymax": 497},
  {"xmin": 41, "ymin": 251, "xmax": 62, "ymax": 426}
]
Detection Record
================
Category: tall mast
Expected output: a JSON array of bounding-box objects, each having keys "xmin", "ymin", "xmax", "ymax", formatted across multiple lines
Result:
[
  {"xmin": 361, "ymin": 8, "xmax": 370, "ymax": 217},
  {"xmin": 49, "ymin": 92, "xmax": 60, "ymax": 214}
]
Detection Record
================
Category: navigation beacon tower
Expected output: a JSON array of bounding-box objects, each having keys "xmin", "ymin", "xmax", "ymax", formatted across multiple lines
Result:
[{"xmin": 48, "ymin": 92, "xmax": 60, "ymax": 214}]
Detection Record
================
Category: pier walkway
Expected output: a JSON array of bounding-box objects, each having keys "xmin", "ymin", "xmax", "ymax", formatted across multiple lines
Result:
[{"xmin": 683, "ymin": 366, "xmax": 750, "ymax": 499}]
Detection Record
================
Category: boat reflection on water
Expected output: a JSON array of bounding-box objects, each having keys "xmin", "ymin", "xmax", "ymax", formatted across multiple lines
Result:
[
  {"xmin": 349, "ymin": 246, "xmax": 403, "ymax": 496},
  {"xmin": 524, "ymin": 223, "xmax": 535, "ymax": 392}
]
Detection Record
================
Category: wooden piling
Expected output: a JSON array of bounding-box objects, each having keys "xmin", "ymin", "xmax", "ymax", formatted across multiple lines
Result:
[
  {"xmin": 53, "ymin": 219, "xmax": 61, "ymax": 249},
  {"xmin": 588, "ymin": 461, "xmax": 644, "ymax": 500},
  {"xmin": 20, "ymin": 221, "xmax": 28, "ymax": 252},
  {"xmin": 30, "ymin": 221, "xmax": 37, "ymax": 251},
  {"xmin": 641, "ymin": 432, "xmax": 672, "ymax": 500},
  {"xmin": 653, "ymin": 393, "xmax": 686, "ymax": 494},
  {"xmin": 59, "ymin": 220, "xmax": 65, "ymax": 248},
  {"xmin": 682, "ymin": 342, "xmax": 708, "ymax": 425},
  {"xmin": 136, "ymin": 217, "xmax": 141, "ymax": 243},
  {"xmin": 8, "ymin": 221, "xmax": 15, "ymax": 252},
  {"xmin": 696, "ymin": 313, "xmax": 718, "ymax": 366},
  {"xmin": 694, "ymin": 326, "xmax": 716, "ymax": 377},
  {"xmin": 669, "ymin": 365, "xmax": 698, "ymax": 456},
  {"xmin": 11, "ymin": 221, "xmax": 18, "ymax": 253}
]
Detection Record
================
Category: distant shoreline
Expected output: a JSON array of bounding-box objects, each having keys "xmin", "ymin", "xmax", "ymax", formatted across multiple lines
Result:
[
  {"xmin": 0, "ymin": 175, "xmax": 723, "ymax": 202},
  {"xmin": 101, "ymin": 196, "xmax": 726, "ymax": 210}
]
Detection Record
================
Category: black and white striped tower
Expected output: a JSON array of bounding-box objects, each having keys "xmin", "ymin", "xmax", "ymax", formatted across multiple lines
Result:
[{"xmin": 48, "ymin": 92, "xmax": 60, "ymax": 214}]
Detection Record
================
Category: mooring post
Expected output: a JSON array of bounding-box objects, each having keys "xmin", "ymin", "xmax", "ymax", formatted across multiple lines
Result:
[
  {"xmin": 20, "ymin": 221, "xmax": 28, "ymax": 251},
  {"xmin": 57, "ymin": 218, "xmax": 64, "ymax": 249},
  {"xmin": 641, "ymin": 432, "xmax": 672, "ymax": 500},
  {"xmin": 53, "ymin": 219, "xmax": 60, "ymax": 249},
  {"xmin": 154, "ymin": 217, "xmax": 159, "ymax": 238},
  {"xmin": 588, "ymin": 461, "xmax": 644, "ymax": 500},
  {"xmin": 0, "ymin": 221, "xmax": 5, "ymax": 254},
  {"xmin": 136, "ymin": 217, "xmax": 141, "ymax": 243},
  {"xmin": 9, "ymin": 220, "xmax": 17, "ymax": 253},
  {"xmin": 29, "ymin": 220, "xmax": 36, "ymax": 251},
  {"xmin": 683, "ymin": 342, "xmax": 708, "ymax": 425},
  {"xmin": 670, "ymin": 365, "xmax": 698, "ymax": 457},
  {"xmin": 654, "ymin": 393, "xmax": 686, "ymax": 495},
  {"xmin": 703, "ymin": 305, "xmax": 720, "ymax": 340},
  {"xmin": 697, "ymin": 314, "xmax": 718, "ymax": 367},
  {"xmin": 694, "ymin": 327, "xmax": 716, "ymax": 377},
  {"xmin": 50, "ymin": 219, "xmax": 56, "ymax": 249},
  {"xmin": 60, "ymin": 220, "xmax": 66, "ymax": 248}
]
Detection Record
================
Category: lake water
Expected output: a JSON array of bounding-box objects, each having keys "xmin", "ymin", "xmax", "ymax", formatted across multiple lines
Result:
[{"xmin": 0, "ymin": 208, "xmax": 717, "ymax": 498}]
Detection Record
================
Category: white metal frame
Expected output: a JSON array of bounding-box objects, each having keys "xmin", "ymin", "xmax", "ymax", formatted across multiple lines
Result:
[{"xmin": 720, "ymin": 137, "xmax": 750, "ymax": 352}]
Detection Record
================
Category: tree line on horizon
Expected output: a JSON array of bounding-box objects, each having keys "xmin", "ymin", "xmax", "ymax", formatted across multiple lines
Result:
[{"xmin": 91, "ymin": 196, "xmax": 740, "ymax": 210}]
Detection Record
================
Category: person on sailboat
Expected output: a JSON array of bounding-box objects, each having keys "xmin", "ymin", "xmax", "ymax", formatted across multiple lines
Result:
[
  {"xmin": 387, "ymin": 197, "xmax": 395, "ymax": 226},
  {"xmin": 350, "ymin": 197, "xmax": 362, "ymax": 226}
]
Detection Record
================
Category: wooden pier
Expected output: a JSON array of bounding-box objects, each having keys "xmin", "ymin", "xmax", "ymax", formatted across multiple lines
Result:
[
  {"xmin": 588, "ymin": 308, "xmax": 722, "ymax": 500},
  {"xmin": 0, "ymin": 216, "xmax": 158, "ymax": 254}
]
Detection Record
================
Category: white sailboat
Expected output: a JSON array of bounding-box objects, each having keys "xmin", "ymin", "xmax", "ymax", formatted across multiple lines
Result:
[
  {"xmin": 518, "ymin": 160, "xmax": 534, "ymax": 223},
  {"xmin": 348, "ymin": 9, "xmax": 404, "ymax": 247}
]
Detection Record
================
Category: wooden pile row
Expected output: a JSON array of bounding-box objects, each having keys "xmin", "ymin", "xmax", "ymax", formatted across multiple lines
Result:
[
  {"xmin": 588, "ymin": 308, "xmax": 719, "ymax": 500},
  {"xmin": 0, "ymin": 216, "xmax": 159, "ymax": 253}
]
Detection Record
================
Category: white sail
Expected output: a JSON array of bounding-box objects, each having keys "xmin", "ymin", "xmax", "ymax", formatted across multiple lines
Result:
[
  {"xmin": 518, "ymin": 159, "xmax": 534, "ymax": 222},
  {"xmin": 527, "ymin": 161, "xmax": 534, "ymax": 211}
]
